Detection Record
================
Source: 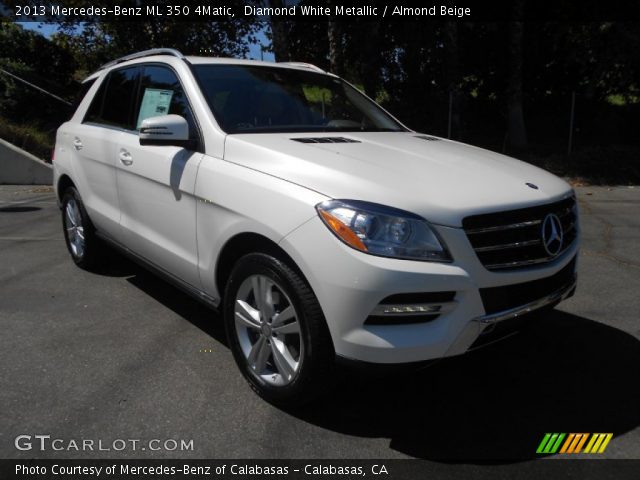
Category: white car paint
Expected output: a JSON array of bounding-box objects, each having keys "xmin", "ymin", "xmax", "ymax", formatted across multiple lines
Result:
[{"xmin": 223, "ymin": 132, "xmax": 570, "ymax": 227}]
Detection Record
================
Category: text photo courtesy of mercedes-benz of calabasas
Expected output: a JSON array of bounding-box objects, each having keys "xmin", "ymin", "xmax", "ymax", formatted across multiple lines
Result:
[{"xmin": 53, "ymin": 48, "xmax": 579, "ymax": 405}]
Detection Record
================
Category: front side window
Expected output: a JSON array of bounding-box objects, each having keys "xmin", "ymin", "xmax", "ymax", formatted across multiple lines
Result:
[
  {"xmin": 193, "ymin": 65, "xmax": 406, "ymax": 134},
  {"xmin": 134, "ymin": 65, "xmax": 198, "ymax": 142}
]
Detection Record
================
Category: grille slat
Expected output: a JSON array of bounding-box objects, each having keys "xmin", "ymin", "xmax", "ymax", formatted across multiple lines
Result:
[
  {"xmin": 475, "ymin": 239, "xmax": 541, "ymax": 252},
  {"xmin": 465, "ymin": 219, "xmax": 541, "ymax": 234},
  {"xmin": 463, "ymin": 197, "xmax": 577, "ymax": 271}
]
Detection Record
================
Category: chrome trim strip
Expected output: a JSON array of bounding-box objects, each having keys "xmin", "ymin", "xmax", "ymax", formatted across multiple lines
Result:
[
  {"xmin": 472, "ymin": 279, "xmax": 576, "ymax": 325},
  {"xmin": 475, "ymin": 239, "xmax": 541, "ymax": 252},
  {"xmin": 371, "ymin": 302, "xmax": 457, "ymax": 317},
  {"xmin": 483, "ymin": 241, "xmax": 576, "ymax": 270},
  {"xmin": 465, "ymin": 219, "xmax": 542, "ymax": 234}
]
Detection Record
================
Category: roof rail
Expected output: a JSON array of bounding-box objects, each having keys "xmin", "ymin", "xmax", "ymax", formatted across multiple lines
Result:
[
  {"xmin": 97, "ymin": 48, "xmax": 185, "ymax": 71},
  {"xmin": 279, "ymin": 62, "xmax": 326, "ymax": 73}
]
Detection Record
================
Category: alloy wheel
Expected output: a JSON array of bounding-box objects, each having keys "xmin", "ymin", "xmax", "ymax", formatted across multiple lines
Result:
[
  {"xmin": 234, "ymin": 274, "xmax": 303, "ymax": 386},
  {"xmin": 64, "ymin": 198, "xmax": 85, "ymax": 259}
]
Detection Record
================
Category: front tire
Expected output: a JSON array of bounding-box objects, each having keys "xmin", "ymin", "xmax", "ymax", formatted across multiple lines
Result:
[
  {"xmin": 223, "ymin": 253, "xmax": 334, "ymax": 405},
  {"xmin": 61, "ymin": 187, "xmax": 104, "ymax": 269}
]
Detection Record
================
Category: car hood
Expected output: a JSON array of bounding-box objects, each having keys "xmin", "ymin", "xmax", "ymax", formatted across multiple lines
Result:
[{"xmin": 223, "ymin": 131, "xmax": 572, "ymax": 227}]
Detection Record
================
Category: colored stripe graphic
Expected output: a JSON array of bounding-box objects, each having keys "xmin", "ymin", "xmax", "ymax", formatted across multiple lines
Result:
[
  {"xmin": 584, "ymin": 433, "xmax": 613, "ymax": 454},
  {"xmin": 539, "ymin": 433, "xmax": 613, "ymax": 454},
  {"xmin": 536, "ymin": 433, "xmax": 566, "ymax": 454},
  {"xmin": 559, "ymin": 433, "xmax": 575, "ymax": 453},
  {"xmin": 559, "ymin": 433, "xmax": 589, "ymax": 453}
]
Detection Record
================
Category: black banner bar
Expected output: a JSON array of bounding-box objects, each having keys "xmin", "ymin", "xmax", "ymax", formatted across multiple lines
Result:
[
  {"xmin": 2, "ymin": 459, "xmax": 640, "ymax": 480},
  {"xmin": 4, "ymin": 0, "xmax": 640, "ymax": 22}
]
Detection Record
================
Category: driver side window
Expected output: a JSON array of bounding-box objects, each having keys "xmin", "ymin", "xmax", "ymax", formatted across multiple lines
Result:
[{"xmin": 134, "ymin": 65, "xmax": 199, "ymax": 144}]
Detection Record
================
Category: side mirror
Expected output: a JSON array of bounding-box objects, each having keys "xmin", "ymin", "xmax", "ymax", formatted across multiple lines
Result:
[{"xmin": 139, "ymin": 115, "xmax": 193, "ymax": 148}]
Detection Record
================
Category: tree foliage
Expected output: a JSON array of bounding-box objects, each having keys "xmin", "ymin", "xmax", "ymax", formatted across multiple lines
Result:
[
  {"xmin": 51, "ymin": 0, "xmax": 259, "ymax": 76},
  {"xmin": 1, "ymin": 4, "xmax": 639, "ymax": 156},
  {"xmin": 0, "ymin": 22, "xmax": 77, "ymax": 127},
  {"xmin": 279, "ymin": 16, "xmax": 640, "ymax": 150}
]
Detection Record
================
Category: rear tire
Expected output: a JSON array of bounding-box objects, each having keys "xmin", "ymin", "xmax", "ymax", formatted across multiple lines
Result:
[
  {"xmin": 223, "ymin": 253, "xmax": 334, "ymax": 406},
  {"xmin": 61, "ymin": 187, "xmax": 104, "ymax": 270}
]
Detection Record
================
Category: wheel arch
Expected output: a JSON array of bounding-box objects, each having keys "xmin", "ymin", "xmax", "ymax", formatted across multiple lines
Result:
[
  {"xmin": 215, "ymin": 232, "xmax": 309, "ymax": 302},
  {"xmin": 56, "ymin": 174, "xmax": 76, "ymax": 203}
]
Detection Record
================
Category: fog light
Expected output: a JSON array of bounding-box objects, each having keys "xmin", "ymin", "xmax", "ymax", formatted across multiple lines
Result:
[{"xmin": 381, "ymin": 305, "xmax": 440, "ymax": 314}]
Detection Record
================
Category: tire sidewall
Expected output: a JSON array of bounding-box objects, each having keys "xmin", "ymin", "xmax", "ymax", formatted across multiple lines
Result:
[
  {"xmin": 61, "ymin": 187, "xmax": 94, "ymax": 268},
  {"xmin": 223, "ymin": 253, "xmax": 324, "ymax": 404}
]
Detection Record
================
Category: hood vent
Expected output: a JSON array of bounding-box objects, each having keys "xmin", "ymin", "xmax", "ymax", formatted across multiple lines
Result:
[
  {"xmin": 292, "ymin": 137, "xmax": 361, "ymax": 144},
  {"xmin": 415, "ymin": 135, "xmax": 440, "ymax": 141}
]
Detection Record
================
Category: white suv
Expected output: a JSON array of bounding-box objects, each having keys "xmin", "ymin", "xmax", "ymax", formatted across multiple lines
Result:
[{"xmin": 54, "ymin": 49, "xmax": 579, "ymax": 404}]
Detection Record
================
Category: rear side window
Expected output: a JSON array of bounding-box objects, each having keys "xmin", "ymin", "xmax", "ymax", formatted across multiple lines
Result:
[
  {"xmin": 70, "ymin": 79, "xmax": 95, "ymax": 119},
  {"xmin": 84, "ymin": 77, "xmax": 106, "ymax": 124},
  {"xmin": 83, "ymin": 67, "xmax": 140, "ymax": 130},
  {"xmin": 135, "ymin": 65, "xmax": 199, "ymax": 141}
]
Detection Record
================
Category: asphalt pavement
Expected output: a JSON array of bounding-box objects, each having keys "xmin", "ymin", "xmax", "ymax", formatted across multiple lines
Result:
[{"xmin": 1, "ymin": 184, "xmax": 639, "ymax": 469}]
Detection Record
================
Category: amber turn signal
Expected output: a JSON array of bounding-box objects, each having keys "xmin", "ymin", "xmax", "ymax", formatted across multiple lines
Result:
[{"xmin": 318, "ymin": 209, "xmax": 368, "ymax": 252}]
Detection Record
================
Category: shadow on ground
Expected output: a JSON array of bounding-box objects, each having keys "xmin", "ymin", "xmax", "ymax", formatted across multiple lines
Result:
[
  {"xmin": 293, "ymin": 311, "xmax": 640, "ymax": 462},
  {"xmin": 94, "ymin": 249, "xmax": 227, "ymax": 346},
  {"xmin": 96, "ymin": 250, "xmax": 640, "ymax": 463},
  {"xmin": 0, "ymin": 206, "xmax": 42, "ymax": 213}
]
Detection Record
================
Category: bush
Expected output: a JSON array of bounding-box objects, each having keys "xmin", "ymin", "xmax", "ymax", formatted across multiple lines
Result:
[{"xmin": 0, "ymin": 116, "xmax": 53, "ymax": 161}]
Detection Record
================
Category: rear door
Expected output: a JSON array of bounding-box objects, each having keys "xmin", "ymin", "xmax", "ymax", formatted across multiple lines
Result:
[
  {"xmin": 69, "ymin": 68, "xmax": 139, "ymax": 237},
  {"xmin": 115, "ymin": 64, "xmax": 204, "ymax": 288}
]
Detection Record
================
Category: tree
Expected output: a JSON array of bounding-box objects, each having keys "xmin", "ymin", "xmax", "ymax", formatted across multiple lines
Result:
[
  {"xmin": 52, "ymin": 0, "xmax": 258, "ymax": 75},
  {"xmin": 263, "ymin": 0, "xmax": 292, "ymax": 62},
  {"xmin": 506, "ymin": 0, "xmax": 528, "ymax": 151},
  {"xmin": 0, "ymin": 22, "xmax": 77, "ymax": 127}
]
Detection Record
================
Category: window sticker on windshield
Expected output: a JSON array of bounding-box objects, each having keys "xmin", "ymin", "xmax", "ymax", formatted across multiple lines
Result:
[{"xmin": 136, "ymin": 88, "xmax": 173, "ymax": 129}]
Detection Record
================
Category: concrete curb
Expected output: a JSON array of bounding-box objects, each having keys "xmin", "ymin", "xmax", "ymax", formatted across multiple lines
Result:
[{"xmin": 0, "ymin": 137, "xmax": 53, "ymax": 185}]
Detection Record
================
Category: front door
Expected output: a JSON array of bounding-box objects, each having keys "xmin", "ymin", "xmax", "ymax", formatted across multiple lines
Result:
[{"xmin": 115, "ymin": 64, "xmax": 203, "ymax": 288}]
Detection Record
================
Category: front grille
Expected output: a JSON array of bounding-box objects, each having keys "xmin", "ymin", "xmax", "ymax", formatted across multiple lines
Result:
[
  {"xmin": 479, "ymin": 256, "xmax": 576, "ymax": 315},
  {"xmin": 463, "ymin": 196, "xmax": 577, "ymax": 271}
]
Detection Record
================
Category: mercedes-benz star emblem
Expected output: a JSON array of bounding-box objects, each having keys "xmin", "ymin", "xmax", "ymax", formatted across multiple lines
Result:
[{"xmin": 541, "ymin": 213, "xmax": 564, "ymax": 256}]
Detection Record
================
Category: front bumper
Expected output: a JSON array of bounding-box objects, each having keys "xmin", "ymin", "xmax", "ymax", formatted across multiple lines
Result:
[
  {"xmin": 446, "ymin": 276, "xmax": 576, "ymax": 355},
  {"xmin": 280, "ymin": 216, "xmax": 579, "ymax": 364}
]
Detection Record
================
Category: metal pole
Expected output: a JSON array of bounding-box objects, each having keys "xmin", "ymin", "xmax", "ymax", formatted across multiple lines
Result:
[
  {"xmin": 0, "ymin": 67, "xmax": 72, "ymax": 106},
  {"xmin": 567, "ymin": 91, "xmax": 576, "ymax": 156},
  {"xmin": 447, "ymin": 90, "xmax": 453, "ymax": 139}
]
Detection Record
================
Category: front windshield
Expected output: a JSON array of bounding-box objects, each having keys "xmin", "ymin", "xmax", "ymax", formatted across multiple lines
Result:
[{"xmin": 193, "ymin": 64, "xmax": 406, "ymax": 134}]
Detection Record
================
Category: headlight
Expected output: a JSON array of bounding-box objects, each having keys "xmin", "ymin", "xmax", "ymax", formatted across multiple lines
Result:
[{"xmin": 316, "ymin": 200, "xmax": 451, "ymax": 262}]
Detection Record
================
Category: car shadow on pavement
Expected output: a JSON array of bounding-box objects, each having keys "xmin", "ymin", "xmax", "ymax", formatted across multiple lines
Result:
[
  {"xmin": 290, "ymin": 311, "xmax": 640, "ymax": 463},
  {"xmin": 94, "ymin": 250, "xmax": 228, "ymax": 346},
  {"xmin": 92, "ymin": 251, "xmax": 640, "ymax": 462},
  {"xmin": 0, "ymin": 206, "xmax": 42, "ymax": 213}
]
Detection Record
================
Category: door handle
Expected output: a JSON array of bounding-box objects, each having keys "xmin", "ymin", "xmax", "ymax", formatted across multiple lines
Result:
[
  {"xmin": 73, "ymin": 138, "xmax": 83, "ymax": 150},
  {"xmin": 119, "ymin": 149, "xmax": 133, "ymax": 166}
]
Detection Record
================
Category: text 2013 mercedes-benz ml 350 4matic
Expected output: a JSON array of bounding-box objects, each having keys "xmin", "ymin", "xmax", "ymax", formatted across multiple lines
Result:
[{"xmin": 54, "ymin": 49, "xmax": 579, "ymax": 404}]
